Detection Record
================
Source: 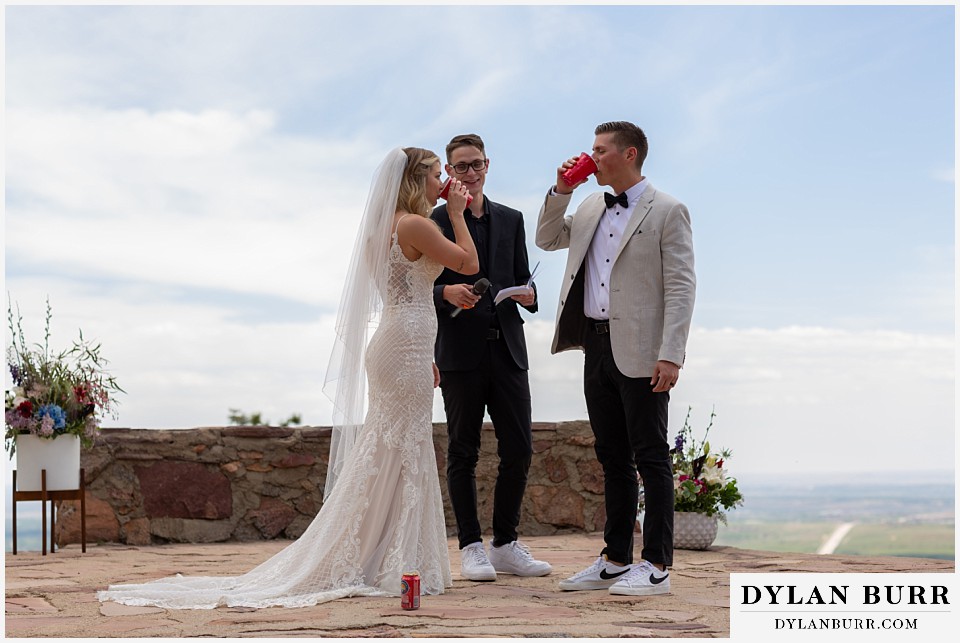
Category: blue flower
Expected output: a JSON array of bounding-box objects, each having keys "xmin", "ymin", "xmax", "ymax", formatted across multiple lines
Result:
[{"xmin": 36, "ymin": 404, "xmax": 67, "ymax": 431}]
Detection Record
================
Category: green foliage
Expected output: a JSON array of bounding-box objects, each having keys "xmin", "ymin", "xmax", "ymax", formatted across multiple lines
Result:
[
  {"xmin": 641, "ymin": 406, "xmax": 744, "ymax": 521},
  {"xmin": 228, "ymin": 409, "xmax": 302, "ymax": 427}
]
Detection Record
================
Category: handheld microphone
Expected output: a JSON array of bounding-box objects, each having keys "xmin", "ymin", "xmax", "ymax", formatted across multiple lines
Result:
[{"xmin": 450, "ymin": 278, "xmax": 490, "ymax": 318}]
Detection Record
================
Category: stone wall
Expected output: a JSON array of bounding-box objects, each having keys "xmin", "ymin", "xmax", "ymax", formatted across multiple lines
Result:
[{"xmin": 55, "ymin": 421, "xmax": 605, "ymax": 547}]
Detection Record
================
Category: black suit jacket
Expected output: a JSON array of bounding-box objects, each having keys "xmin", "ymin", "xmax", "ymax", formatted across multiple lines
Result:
[{"xmin": 432, "ymin": 197, "xmax": 537, "ymax": 371}]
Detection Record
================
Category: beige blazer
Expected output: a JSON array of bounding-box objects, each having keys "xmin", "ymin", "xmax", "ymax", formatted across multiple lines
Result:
[{"xmin": 535, "ymin": 184, "xmax": 696, "ymax": 378}]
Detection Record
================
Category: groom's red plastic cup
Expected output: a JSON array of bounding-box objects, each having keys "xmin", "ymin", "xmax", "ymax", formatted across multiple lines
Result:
[
  {"xmin": 439, "ymin": 177, "xmax": 473, "ymax": 207},
  {"xmin": 561, "ymin": 153, "xmax": 599, "ymax": 187}
]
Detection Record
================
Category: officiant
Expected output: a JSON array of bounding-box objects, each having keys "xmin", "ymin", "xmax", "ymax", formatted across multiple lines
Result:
[{"xmin": 431, "ymin": 133, "xmax": 552, "ymax": 582}]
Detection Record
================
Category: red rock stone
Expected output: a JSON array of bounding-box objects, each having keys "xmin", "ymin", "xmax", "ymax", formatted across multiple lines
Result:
[
  {"xmin": 248, "ymin": 497, "xmax": 297, "ymax": 538},
  {"xmin": 56, "ymin": 493, "xmax": 120, "ymax": 545},
  {"xmin": 135, "ymin": 461, "xmax": 232, "ymax": 520},
  {"xmin": 221, "ymin": 462, "xmax": 241, "ymax": 474},
  {"xmin": 124, "ymin": 517, "xmax": 152, "ymax": 545},
  {"xmin": 294, "ymin": 495, "xmax": 317, "ymax": 516},
  {"xmin": 237, "ymin": 451, "xmax": 264, "ymax": 460},
  {"xmin": 543, "ymin": 455, "xmax": 569, "ymax": 483},
  {"xmin": 274, "ymin": 453, "xmax": 315, "ymax": 468},
  {"xmin": 591, "ymin": 503, "xmax": 607, "ymax": 532},
  {"xmin": 577, "ymin": 459, "xmax": 605, "ymax": 495},
  {"xmin": 193, "ymin": 444, "xmax": 207, "ymax": 453},
  {"xmin": 532, "ymin": 440, "xmax": 553, "ymax": 454},
  {"xmin": 222, "ymin": 426, "xmax": 294, "ymax": 438},
  {"xmin": 526, "ymin": 485, "xmax": 584, "ymax": 529},
  {"xmin": 246, "ymin": 463, "xmax": 272, "ymax": 473},
  {"xmin": 566, "ymin": 434, "xmax": 596, "ymax": 447}
]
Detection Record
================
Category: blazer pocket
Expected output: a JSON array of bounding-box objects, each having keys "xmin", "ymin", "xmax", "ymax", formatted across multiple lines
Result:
[{"xmin": 629, "ymin": 226, "xmax": 659, "ymax": 241}]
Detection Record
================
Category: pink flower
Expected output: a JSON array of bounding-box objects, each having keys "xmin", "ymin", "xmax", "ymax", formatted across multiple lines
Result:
[{"xmin": 38, "ymin": 415, "xmax": 55, "ymax": 437}]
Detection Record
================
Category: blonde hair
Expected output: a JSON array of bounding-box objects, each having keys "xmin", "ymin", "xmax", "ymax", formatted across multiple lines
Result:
[{"xmin": 398, "ymin": 147, "xmax": 439, "ymax": 216}]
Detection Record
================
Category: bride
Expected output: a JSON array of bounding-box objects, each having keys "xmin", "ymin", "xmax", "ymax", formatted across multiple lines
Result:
[{"xmin": 97, "ymin": 147, "xmax": 478, "ymax": 609}]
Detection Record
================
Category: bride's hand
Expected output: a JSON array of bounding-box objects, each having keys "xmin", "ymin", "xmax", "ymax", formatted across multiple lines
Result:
[
  {"xmin": 446, "ymin": 179, "xmax": 469, "ymax": 216},
  {"xmin": 432, "ymin": 363, "xmax": 441, "ymax": 388}
]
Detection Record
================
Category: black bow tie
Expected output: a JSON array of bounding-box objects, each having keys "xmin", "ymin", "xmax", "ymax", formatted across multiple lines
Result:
[{"xmin": 604, "ymin": 192, "xmax": 629, "ymax": 209}]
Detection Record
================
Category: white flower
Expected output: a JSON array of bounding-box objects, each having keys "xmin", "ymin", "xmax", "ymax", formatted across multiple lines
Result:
[{"xmin": 701, "ymin": 461, "xmax": 726, "ymax": 485}]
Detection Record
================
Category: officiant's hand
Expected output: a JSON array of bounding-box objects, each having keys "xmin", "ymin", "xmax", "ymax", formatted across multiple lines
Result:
[
  {"xmin": 443, "ymin": 283, "xmax": 481, "ymax": 310},
  {"xmin": 432, "ymin": 363, "xmax": 440, "ymax": 388},
  {"xmin": 510, "ymin": 285, "xmax": 535, "ymax": 307}
]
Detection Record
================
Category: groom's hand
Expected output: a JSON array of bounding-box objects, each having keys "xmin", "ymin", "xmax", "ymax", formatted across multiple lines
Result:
[
  {"xmin": 650, "ymin": 360, "xmax": 680, "ymax": 393},
  {"xmin": 555, "ymin": 155, "xmax": 585, "ymax": 195},
  {"xmin": 432, "ymin": 363, "xmax": 440, "ymax": 388}
]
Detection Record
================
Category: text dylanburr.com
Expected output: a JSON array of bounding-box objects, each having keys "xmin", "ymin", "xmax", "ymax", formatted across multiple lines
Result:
[{"xmin": 731, "ymin": 573, "xmax": 957, "ymax": 639}]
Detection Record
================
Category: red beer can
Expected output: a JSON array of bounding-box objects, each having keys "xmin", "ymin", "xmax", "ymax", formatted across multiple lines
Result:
[
  {"xmin": 439, "ymin": 177, "xmax": 474, "ymax": 207},
  {"xmin": 400, "ymin": 571, "xmax": 420, "ymax": 610}
]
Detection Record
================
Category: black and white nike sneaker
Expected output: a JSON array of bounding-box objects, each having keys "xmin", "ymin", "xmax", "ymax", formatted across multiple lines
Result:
[
  {"xmin": 558, "ymin": 555, "xmax": 631, "ymax": 591},
  {"xmin": 608, "ymin": 560, "xmax": 670, "ymax": 596}
]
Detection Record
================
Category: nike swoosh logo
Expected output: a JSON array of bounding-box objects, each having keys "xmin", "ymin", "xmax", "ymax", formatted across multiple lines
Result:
[
  {"xmin": 649, "ymin": 573, "xmax": 669, "ymax": 585},
  {"xmin": 599, "ymin": 568, "xmax": 630, "ymax": 580}
]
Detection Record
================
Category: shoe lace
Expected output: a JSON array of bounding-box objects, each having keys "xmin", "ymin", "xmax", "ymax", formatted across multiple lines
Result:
[
  {"xmin": 465, "ymin": 546, "xmax": 490, "ymax": 566},
  {"xmin": 509, "ymin": 541, "xmax": 535, "ymax": 561}
]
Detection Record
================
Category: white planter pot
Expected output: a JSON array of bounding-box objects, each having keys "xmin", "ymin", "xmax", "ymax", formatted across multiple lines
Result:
[
  {"xmin": 673, "ymin": 511, "xmax": 719, "ymax": 550},
  {"xmin": 15, "ymin": 434, "xmax": 81, "ymax": 492}
]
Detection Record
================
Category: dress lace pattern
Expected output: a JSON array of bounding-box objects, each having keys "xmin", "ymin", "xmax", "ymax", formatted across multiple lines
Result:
[{"xmin": 97, "ymin": 235, "xmax": 450, "ymax": 609}]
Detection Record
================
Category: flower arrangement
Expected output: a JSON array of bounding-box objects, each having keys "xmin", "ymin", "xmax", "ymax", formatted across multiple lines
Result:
[
  {"xmin": 5, "ymin": 298, "xmax": 124, "ymax": 458},
  {"xmin": 669, "ymin": 406, "xmax": 743, "ymax": 520}
]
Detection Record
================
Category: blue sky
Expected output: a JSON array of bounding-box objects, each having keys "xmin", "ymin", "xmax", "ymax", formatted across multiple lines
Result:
[{"xmin": 3, "ymin": 4, "xmax": 955, "ymax": 478}]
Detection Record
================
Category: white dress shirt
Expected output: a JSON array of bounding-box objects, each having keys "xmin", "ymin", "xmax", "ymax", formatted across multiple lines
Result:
[{"xmin": 584, "ymin": 179, "xmax": 648, "ymax": 320}]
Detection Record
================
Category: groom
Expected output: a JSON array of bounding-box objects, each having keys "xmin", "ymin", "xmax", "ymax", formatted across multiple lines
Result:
[
  {"xmin": 432, "ymin": 134, "xmax": 552, "ymax": 581},
  {"xmin": 536, "ymin": 121, "xmax": 696, "ymax": 596}
]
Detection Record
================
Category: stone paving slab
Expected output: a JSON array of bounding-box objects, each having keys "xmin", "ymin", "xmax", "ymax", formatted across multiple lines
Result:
[{"xmin": 5, "ymin": 532, "xmax": 954, "ymax": 638}]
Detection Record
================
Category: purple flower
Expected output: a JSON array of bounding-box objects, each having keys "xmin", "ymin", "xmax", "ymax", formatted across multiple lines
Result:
[
  {"xmin": 674, "ymin": 434, "xmax": 684, "ymax": 452},
  {"xmin": 39, "ymin": 415, "xmax": 55, "ymax": 437},
  {"xmin": 5, "ymin": 408, "xmax": 36, "ymax": 433}
]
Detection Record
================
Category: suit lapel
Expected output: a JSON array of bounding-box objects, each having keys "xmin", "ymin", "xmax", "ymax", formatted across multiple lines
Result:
[
  {"xmin": 613, "ymin": 185, "xmax": 655, "ymax": 263},
  {"xmin": 486, "ymin": 200, "xmax": 501, "ymax": 274}
]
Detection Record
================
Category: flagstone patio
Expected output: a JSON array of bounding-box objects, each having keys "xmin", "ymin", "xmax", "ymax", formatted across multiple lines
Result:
[{"xmin": 5, "ymin": 532, "xmax": 953, "ymax": 638}]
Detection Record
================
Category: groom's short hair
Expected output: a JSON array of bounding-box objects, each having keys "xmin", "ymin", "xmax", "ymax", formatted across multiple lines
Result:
[
  {"xmin": 446, "ymin": 134, "xmax": 486, "ymax": 162},
  {"xmin": 595, "ymin": 121, "xmax": 647, "ymax": 170}
]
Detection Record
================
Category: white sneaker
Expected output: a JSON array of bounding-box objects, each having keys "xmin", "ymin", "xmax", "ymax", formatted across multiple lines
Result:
[
  {"xmin": 558, "ymin": 555, "xmax": 631, "ymax": 591},
  {"xmin": 460, "ymin": 542, "xmax": 497, "ymax": 581},
  {"xmin": 488, "ymin": 541, "xmax": 552, "ymax": 577},
  {"xmin": 608, "ymin": 560, "xmax": 670, "ymax": 596}
]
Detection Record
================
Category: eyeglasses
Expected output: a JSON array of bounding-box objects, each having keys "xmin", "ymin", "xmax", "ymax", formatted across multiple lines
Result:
[{"xmin": 451, "ymin": 159, "xmax": 488, "ymax": 174}]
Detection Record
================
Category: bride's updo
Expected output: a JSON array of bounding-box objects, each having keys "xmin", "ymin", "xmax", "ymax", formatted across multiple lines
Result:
[{"xmin": 398, "ymin": 147, "xmax": 439, "ymax": 216}]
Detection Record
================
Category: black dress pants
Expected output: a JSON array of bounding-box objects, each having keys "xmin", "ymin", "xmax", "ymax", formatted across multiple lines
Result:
[
  {"xmin": 440, "ymin": 336, "xmax": 532, "ymax": 549},
  {"xmin": 583, "ymin": 325, "xmax": 674, "ymax": 567}
]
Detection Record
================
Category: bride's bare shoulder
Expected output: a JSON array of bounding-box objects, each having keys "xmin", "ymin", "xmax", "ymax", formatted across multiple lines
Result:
[{"xmin": 396, "ymin": 212, "xmax": 440, "ymax": 236}]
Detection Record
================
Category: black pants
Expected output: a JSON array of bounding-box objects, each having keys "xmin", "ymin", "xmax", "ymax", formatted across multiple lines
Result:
[
  {"xmin": 440, "ymin": 337, "xmax": 532, "ymax": 549},
  {"xmin": 583, "ymin": 326, "xmax": 674, "ymax": 567}
]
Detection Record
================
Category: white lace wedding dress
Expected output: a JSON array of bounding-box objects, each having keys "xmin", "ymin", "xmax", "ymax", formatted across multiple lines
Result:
[{"xmin": 98, "ymin": 233, "xmax": 452, "ymax": 609}]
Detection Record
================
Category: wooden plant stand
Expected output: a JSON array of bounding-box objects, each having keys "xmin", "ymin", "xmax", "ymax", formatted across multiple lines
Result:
[{"xmin": 11, "ymin": 468, "xmax": 86, "ymax": 555}]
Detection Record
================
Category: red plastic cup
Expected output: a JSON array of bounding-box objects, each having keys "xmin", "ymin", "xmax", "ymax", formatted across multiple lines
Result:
[
  {"xmin": 561, "ymin": 153, "xmax": 599, "ymax": 187},
  {"xmin": 439, "ymin": 177, "xmax": 474, "ymax": 206}
]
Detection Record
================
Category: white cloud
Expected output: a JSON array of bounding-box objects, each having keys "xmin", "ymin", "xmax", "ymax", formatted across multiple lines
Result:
[
  {"xmin": 6, "ymin": 106, "xmax": 388, "ymax": 307},
  {"xmin": 932, "ymin": 167, "xmax": 955, "ymax": 183},
  {"xmin": 525, "ymin": 322, "xmax": 955, "ymax": 476}
]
